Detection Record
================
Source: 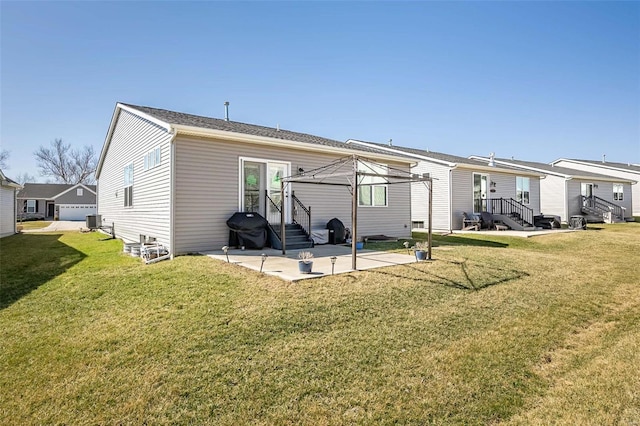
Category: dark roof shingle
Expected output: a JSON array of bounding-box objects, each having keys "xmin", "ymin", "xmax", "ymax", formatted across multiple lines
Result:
[{"xmin": 122, "ymin": 104, "xmax": 414, "ymax": 160}]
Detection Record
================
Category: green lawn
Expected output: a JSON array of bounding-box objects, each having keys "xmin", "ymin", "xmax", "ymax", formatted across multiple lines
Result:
[
  {"xmin": 16, "ymin": 220, "xmax": 52, "ymax": 230},
  {"xmin": 1, "ymin": 226, "xmax": 639, "ymax": 424}
]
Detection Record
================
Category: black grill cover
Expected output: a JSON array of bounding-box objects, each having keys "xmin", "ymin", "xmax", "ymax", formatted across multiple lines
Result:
[
  {"xmin": 227, "ymin": 212, "xmax": 269, "ymax": 249},
  {"xmin": 326, "ymin": 218, "xmax": 346, "ymax": 244}
]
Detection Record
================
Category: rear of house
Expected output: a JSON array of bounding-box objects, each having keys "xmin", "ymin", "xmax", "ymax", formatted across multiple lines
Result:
[
  {"xmin": 96, "ymin": 103, "xmax": 414, "ymax": 256},
  {"xmin": 1, "ymin": 170, "xmax": 22, "ymax": 238},
  {"xmin": 551, "ymin": 159, "xmax": 639, "ymax": 216},
  {"xmin": 483, "ymin": 158, "xmax": 634, "ymax": 223},
  {"xmin": 348, "ymin": 142, "xmax": 543, "ymax": 232}
]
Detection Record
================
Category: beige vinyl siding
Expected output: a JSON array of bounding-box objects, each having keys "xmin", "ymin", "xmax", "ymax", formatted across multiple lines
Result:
[
  {"xmin": 410, "ymin": 162, "xmax": 451, "ymax": 231},
  {"xmin": 553, "ymin": 160, "xmax": 639, "ymax": 216},
  {"xmin": 174, "ymin": 136, "xmax": 411, "ymax": 254},
  {"xmin": 97, "ymin": 109, "xmax": 173, "ymax": 247},
  {"xmin": 540, "ymin": 175, "xmax": 567, "ymax": 221},
  {"xmin": 487, "ymin": 172, "xmax": 542, "ymax": 216},
  {"xmin": 567, "ymin": 179, "xmax": 633, "ymax": 219},
  {"xmin": 0, "ymin": 186, "xmax": 16, "ymax": 238},
  {"xmin": 450, "ymin": 169, "xmax": 474, "ymax": 229}
]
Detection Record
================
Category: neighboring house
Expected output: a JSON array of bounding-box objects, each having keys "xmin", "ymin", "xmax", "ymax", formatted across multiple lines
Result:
[
  {"xmin": 347, "ymin": 141, "xmax": 544, "ymax": 231},
  {"xmin": 470, "ymin": 157, "xmax": 634, "ymax": 223},
  {"xmin": 1, "ymin": 169, "xmax": 22, "ymax": 238},
  {"xmin": 96, "ymin": 103, "xmax": 416, "ymax": 256},
  {"xmin": 17, "ymin": 183, "xmax": 97, "ymax": 220},
  {"xmin": 550, "ymin": 158, "xmax": 640, "ymax": 216}
]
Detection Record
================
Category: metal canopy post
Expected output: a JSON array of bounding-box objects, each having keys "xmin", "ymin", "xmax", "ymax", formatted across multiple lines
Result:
[
  {"xmin": 352, "ymin": 155, "xmax": 358, "ymax": 271},
  {"xmin": 280, "ymin": 178, "xmax": 286, "ymax": 255},
  {"xmin": 428, "ymin": 178, "xmax": 433, "ymax": 260}
]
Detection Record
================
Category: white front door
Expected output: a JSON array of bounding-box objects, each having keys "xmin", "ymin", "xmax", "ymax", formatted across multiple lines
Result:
[{"xmin": 240, "ymin": 158, "xmax": 290, "ymax": 223}]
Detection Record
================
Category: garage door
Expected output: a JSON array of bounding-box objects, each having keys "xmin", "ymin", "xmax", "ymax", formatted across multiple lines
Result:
[{"xmin": 58, "ymin": 204, "xmax": 97, "ymax": 221}]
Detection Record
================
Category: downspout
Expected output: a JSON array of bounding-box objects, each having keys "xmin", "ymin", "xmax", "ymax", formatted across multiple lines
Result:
[
  {"xmin": 169, "ymin": 128, "xmax": 178, "ymax": 259},
  {"xmin": 564, "ymin": 177, "xmax": 572, "ymax": 223}
]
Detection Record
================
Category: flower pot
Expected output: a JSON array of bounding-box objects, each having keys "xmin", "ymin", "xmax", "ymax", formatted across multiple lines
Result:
[
  {"xmin": 355, "ymin": 242, "xmax": 364, "ymax": 250},
  {"xmin": 298, "ymin": 261, "xmax": 313, "ymax": 274},
  {"xmin": 415, "ymin": 250, "xmax": 427, "ymax": 261}
]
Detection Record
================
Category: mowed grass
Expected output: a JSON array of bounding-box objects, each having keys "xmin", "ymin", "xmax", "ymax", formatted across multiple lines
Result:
[
  {"xmin": 1, "ymin": 225, "xmax": 639, "ymax": 425},
  {"xmin": 17, "ymin": 220, "xmax": 52, "ymax": 230}
]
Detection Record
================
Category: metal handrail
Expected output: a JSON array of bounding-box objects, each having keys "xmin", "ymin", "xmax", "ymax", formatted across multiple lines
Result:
[
  {"xmin": 264, "ymin": 191, "xmax": 282, "ymax": 226},
  {"xmin": 291, "ymin": 191, "xmax": 311, "ymax": 237},
  {"xmin": 581, "ymin": 195, "xmax": 624, "ymax": 219},
  {"xmin": 489, "ymin": 198, "xmax": 534, "ymax": 226}
]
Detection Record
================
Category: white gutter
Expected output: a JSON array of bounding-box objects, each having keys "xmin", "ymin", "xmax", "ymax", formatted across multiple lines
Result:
[{"xmin": 172, "ymin": 125, "xmax": 416, "ymax": 165}]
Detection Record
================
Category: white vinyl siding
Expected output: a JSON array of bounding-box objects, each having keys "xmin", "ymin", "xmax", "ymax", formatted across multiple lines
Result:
[
  {"xmin": 0, "ymin": 186, "xmax": 17, "ymax": 238},
  {"xmin": 410, "ymin": 162, "xmax": 451, "ymax": 231},
  {"xmin": 96, "ymin": 109, "xmax": 172, "ymax": 249},
  {"xmin": 174, "ymin": 136, "xmax": 411, "ymax": 254},
  {"xmin": 540, "ymin": 175, "xmax": 568, "ymax": 221},
  {"xmin": 451, "ymin": 169, "xmax": 474, "ymax": 229}
]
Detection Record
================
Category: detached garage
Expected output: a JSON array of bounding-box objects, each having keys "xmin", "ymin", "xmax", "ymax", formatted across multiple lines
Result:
[{"xmin": 58, "ymin": 204, "xmax": 97, "ymax": 221}]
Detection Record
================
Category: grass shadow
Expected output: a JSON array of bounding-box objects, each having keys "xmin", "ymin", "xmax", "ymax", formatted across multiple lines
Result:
[
  {"xmin": 371, "ymin": 258, "xmax": 528, "ymax": 291},
  {"xmin": 366, "ymin": 235, "xmax": 509, "ymax": 252},
  {"xmin": 0, "ymin": 233, "xmax": 86, "ymax": 310}
]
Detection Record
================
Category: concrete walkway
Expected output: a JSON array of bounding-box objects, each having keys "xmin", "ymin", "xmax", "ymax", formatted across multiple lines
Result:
[
  {"xmin": 21, "ymin": 220, "xmax": 85, "ymax": 233},
  {"xmin": 202, "ymin": 245, "xmax": 420, "ymax": 282}
]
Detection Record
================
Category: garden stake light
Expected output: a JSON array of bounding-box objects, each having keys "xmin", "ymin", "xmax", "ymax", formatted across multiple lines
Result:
[
  {"xmin": 222, "ymin": 246, "xmax": 229, "ymax": 262},
  {"xmin": 330, "ymin": 256, "xmax": 337, "ymax": 275},
  {"xmin": 260, "ymin": 253, "xmax": 268, "ymax": 273},
  {"xmin": 403, "ymin": 241, "xmax": 410, "ymax": 255}
]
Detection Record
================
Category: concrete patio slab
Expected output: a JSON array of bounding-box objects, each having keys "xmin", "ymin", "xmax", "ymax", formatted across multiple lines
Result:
[{"xmin": 202, "ymin": 244, "xmax": 420, "ymax": 282}]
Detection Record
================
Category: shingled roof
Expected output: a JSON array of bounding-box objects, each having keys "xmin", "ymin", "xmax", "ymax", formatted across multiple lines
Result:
[
  {"xmin": 18, "ymin": 183, "xmax": 97, "ymax": 199},
  {"xmin": 487, "ymin": 158, "xmax": 634, "ymax": 182},
  {"xmin": 122, "ymin": 103, "xmax": 413, "ymax": 160},
  {"xmin": 563, "ymin": 159, "xmax": 640, "ymax": 173}
]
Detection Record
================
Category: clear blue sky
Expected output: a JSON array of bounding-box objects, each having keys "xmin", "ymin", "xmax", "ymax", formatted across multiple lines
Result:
[{"xmin": 2, "ymin": 1, "xmax": 639, "ymax": 181}]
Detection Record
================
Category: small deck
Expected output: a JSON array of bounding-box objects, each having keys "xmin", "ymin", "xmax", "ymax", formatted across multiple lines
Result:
[{"xmin": 202, "ymin": 245, "xmax": 419, "ymax": 282}]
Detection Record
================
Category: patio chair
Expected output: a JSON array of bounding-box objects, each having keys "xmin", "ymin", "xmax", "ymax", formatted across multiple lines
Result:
[
  {"xmin": 462, "ymin": 212, "xmax": 481, "ymax": 231},
  {"xmin": 480, "ymin": 211, "xmax": 509, "ymax": 231}
]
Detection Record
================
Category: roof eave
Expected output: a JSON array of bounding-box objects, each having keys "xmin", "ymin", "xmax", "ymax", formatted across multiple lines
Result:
[{"xmin": 346, "ymin": 140, "xmax": 457, "ymax": 167}]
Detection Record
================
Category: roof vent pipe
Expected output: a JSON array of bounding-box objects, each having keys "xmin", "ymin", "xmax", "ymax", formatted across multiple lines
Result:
[
  {"xmin": 389, "ymin": 138, "xmax": 393, "ymax": 146},
  {"xmin": 602, "ymin": 154, "xmax": 606, "ymax": 163},
  {"xmin": 224, "ymin": 101, "xmax": 230, "ymax": 121},
  {"xmin": 488, "ymin": 152, "xmax": 495, "ymax": 167}
]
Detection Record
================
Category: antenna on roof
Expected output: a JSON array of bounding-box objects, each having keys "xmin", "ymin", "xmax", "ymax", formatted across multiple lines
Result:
[
  {"xmin": 388, "ymin": 138, "xmax": 393, "ymax": 146},
  {"xmin": 276, "ymin": 123, "xmax": 280, "ymax": 131},
  {"xmin": 224, "ymin": 101, "xmax": 230, "ymax": 121},
  {"xmin": 602, "ymin": 154, "xmax": 606, "ymax": 163}
]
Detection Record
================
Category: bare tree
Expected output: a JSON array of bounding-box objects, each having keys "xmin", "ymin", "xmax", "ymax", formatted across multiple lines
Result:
[
  {"xmin": 34, "ymin": 139, "xmax": 97, "ymax": 184},
  {"xmin": 0, "ymin": 149, "xmax": 9, "ymax": 169},
  {"xmin": 14, "ymin": 172, "xmax": 36, "ymax": 185}
]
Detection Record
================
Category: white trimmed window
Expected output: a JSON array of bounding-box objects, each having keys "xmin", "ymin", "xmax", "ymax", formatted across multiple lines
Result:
[
  {"xmin": 143, "ymin": 147, "xmax": 161, "ymax": 171},
  {"xmin": 613, "ymin": 184, "xmax": 623, "ymax": 201},
  {"xmin": 77, "ymin": 188, "xmax": 83, "ymax": 196},
  {"xmin": 358, "ymin": 161, "xmax": 388, "ymax": 207},
  {"xmin": 124, "ymin": 163, "xmax": 134, "ymax": 207},
  {"xmin": 516, "ymin": 176, "xmax": 530, "ymax": 204},
  {"xmin": 27, "ymin": 199, "xmax": 36, "ymax": 213}
]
